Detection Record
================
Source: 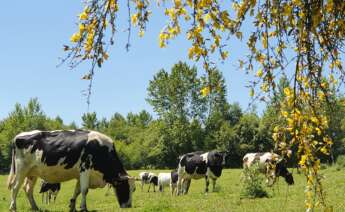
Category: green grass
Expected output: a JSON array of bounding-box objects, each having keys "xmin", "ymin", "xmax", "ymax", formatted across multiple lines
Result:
[{"xmin": 1, "ymin": 168, "xmax": 345, "ymax": 211}]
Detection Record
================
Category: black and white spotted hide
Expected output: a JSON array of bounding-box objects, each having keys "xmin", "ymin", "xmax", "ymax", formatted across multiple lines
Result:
[{"xmin": 177, "ymin": 150, "xmax": 227, "ymax": 195}]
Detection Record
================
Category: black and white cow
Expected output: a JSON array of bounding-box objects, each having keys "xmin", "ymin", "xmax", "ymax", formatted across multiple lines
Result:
[
  {"xmin": 138, "ymin": 172, "xmax": 158, "ymax": 192},
  {"xmin": 243, "ymin": 152, "xmax": 294, "ymax": 186},
  {"xmin": 177, "ymin": 150, "xmax": 227, "ymax": 195},
  {"xmin": 7, "ymin": 130, "xmax": 135, "ymax": 212},
  {"xmin": 39, "ymin": 181, "xmax": 61, "ymax": 204}
]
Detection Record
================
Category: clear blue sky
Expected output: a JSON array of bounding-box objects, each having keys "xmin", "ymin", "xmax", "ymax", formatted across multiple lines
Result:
[{"xmin": 0, "ymin": 1, "xmax": 261, "ymax": 126}]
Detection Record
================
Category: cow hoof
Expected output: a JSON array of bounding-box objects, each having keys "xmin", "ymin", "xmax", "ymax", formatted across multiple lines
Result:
[
  {"xmin": 9, "ymin": 203, "xmax": 16, "ymax": 212},
  {"xmin": 31, "ymin": 206, "xmax": 39, "ymax": 211},
  {"xmin": 80, "ymin": 207, "xmax": 88, "ymax": 212}
]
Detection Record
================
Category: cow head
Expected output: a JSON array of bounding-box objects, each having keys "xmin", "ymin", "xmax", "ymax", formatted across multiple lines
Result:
[
  {"xmin": 218, "ymin": 151, "xmax": 230, "ymax": 166},
  {"xmin": 276, "ymin": 160, "xmax": 294, "ymax": 185},
  {"xmin": 113, "ymin": 174, "xmax": 136, "ymax": 208}
]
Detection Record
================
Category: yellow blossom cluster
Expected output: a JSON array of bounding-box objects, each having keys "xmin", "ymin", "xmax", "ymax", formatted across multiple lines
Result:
[{"xmin": 273, "ymin": 83, "xmax": 332, "ymax": 210}]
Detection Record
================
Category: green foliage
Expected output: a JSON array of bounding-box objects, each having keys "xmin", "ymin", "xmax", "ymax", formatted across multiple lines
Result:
[
  {"xmin": 81, "ymin": 112, "xmax": 99, "ymax": 130},
  {"xmin": 147, "ymin": 61, "xmax": 206, "ymax": 122},
  {"xmin": 0, "ymin": 98, "xmax": 71, "ymax": 172},
  {"xmin": 241, "ymin": 163, "xmax": 268, "ymax": 199},
  {"xmin": 336, "ymin": 155, "xmax": 345, "ymax": 171}
]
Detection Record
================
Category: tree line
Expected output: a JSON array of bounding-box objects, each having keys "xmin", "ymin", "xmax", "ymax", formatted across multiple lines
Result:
[{"xmin": 1, "ymin": 62, "xmax": 344, "ymax": 172}]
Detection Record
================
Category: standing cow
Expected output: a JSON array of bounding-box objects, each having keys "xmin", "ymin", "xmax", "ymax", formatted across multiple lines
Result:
[
  {"xmin": 138, "ymin": 172, "xmax": 158, "ymax": 192},
  {"xmin": 7, "ymin": 130, "xmax": 135, "ymax": 212},
  {"xmin": 243, "ymin": 152, "xmax": 294, "ymax": 186},
  {"xmin": 157, "ymin": 170, "xmax": 178, "ymax": 195},
  {"xmin": 39, "ymin": 181, "xmax": 61, "ymax": 204},
  {"xmin": 177, "ymin": 150, "xmax": 227, "ymax": 195}
]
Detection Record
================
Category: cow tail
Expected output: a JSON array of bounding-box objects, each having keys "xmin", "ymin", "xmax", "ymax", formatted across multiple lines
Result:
[{"xmin": 7, "ymin": 145, "xmax": 16, "ymax": 190}]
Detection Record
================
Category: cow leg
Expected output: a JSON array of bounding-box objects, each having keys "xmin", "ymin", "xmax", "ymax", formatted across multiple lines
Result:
[
  {"xmin": 176, "ymin": 177, "xmax": 182, "ymax": 195},
  {"xmin": 9, "ymin": 163, "xmax": 28, "ymax": 211},
  {"xmin": 148, "ymin": 183, "xmax": 151, "ymax": 192},
  {"xmin": 46, "ymin": 192, "xmax": 49, "ymax": 204},
  {"xmin": 69, "ymin": 181, "xmax": 81, "ymax": 212},
  {"xmin": 170, "ymin": 183, "xmax": 176, "ymax": 196},
  {"xmin": 80, "ymin": 171, "xmax": 90, "ymax": 212},
  {"xmin": 23, "ymin": 176, "xmax": 39, "ymax": 210},
  {"xmin": 48, "ymin": 191, "xmax": 52, "ymax": 204},
  {"xmin": 205, "ymin": 176, "xmax": 209, "ymax": 193},
  {"xmin": 212, "ymin": 178, "xmax": 216, "ymax": 192},
  {"xmin": 184, "ymin": 179, "xmax": 191, "ymax": 194},
  {"xmin": 141, "ymin": 180, "xmax": 144, "ymax": 191},
  {"xmin": 53, "ymin": 192, "xmax": 57, "ymax": 202}
]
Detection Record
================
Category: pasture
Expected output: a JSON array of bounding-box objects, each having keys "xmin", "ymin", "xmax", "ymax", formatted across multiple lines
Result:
[{"xmin": 1, "ymin": 168, "xmax": 345, "ymax": 211}]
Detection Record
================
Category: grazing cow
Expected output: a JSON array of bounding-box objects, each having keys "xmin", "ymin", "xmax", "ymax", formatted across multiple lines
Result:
[
  {"xmin": 7, "ymin": 130, "xmax": 135, "ymax": 212},
  {"xmin": 157, "ymin": 170, "xmax": 178, "ymax": 195},
  {"xmin": 139, "ymin": 172, "xmax": 158, "ymax": 192},
  {"xmin": 39, "ymin": 181, "xmax": 61, "ymax": 204},
  {"xmin": 177, "ymin": 150, "xmax": 227, "ymax": 195},
  {"xmin": 243, "ymin": 152, "xmax": 294, "ymax": 186}
]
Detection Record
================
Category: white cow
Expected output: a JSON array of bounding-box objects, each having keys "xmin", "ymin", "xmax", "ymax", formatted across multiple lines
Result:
[{"xmin": 158, "ymin": 170, "xmax": 178, "ymax": 195}]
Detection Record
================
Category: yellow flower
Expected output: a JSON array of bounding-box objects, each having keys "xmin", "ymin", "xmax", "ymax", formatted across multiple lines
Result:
[
  {"xmin": 139, "ymin": 30, "xmax": 145, "ymax": 37},
  {"xmin": 256, "ymin": 68, "xmax": 263, "ymax": 77},
  {"xmin": 131, "ymin": 14, "xmax": 138, "ymax": 25},
  {"xmin": 203, "ymin": 13, "xmax": 211, "ymax": 23},
  {"xmin": 299, "ymin": 155, "xmax": 307, "ymax": 166},
  {"xmin": 70, "ymin": 33, "xmax": 81, "ymax": 43},
  {"xmin": 79, "ymin": 11, "xmax": 89, "ymax": 20},
  {"xmin": 315, "ymin": 127, "xmax": 322, "ymax": 135},
  {"xmin": 221, "ymin": 51, "xmax": 229, "ymax": 60},
  {"xmin": 79, "ymin": 24, "xmax": 86, "ymax": 32},
  {"xmin": 174, "ymin": 0, "xmax": 182, "ymax": 7},
  {"xmin": 201, "ymin": 86, "xmax": 211, "ymax": 97},
  {"xmin": 284, "ymin": 87, "xmax": 291, "ymax": 96}
]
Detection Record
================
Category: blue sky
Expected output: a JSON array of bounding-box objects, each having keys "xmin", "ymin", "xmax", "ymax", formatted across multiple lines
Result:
[{"xmin": 0, "ymin": 1, "xmax": 260, "ymax": 125}]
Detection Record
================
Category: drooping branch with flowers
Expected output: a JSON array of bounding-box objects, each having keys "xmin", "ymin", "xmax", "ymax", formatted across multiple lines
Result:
[{"xmin": 64, "ymin": 1, "xmax": 345, "ymax": 210}]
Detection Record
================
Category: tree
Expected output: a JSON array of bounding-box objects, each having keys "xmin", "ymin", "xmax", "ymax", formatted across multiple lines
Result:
[
  {"xmin": 81, "ymin": 112, "xmax": 99, "ymax": 130},
  {"xmin": 227, "ymin": 103, "xmax": 243, "ymax": 126},
  {"xmin": 147, "ymin": 62, "xmax": 206, "ymax": 122},
  {"xmin": 0, "ymin": 98, "xmax": 67, "ymax": 171},
  {"xmin": 105, "ymin": 113, "xmax": 128, "ymax": 141},
  {"xmin": 127, "ymin": 110, "xmax": 152, "ymax": 128},
  {"xmin": 63, "ymin": 2, "xmax": 345, "ymax": 208}
]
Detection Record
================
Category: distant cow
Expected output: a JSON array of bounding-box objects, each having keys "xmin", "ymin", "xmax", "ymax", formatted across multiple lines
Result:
[
  {"xmin": 139, "ymin": 172, "xmax": 158, "ymax": 192},
  {"xmin": 7, "ymin": 130, "xmax": 135, "ymax": 212},
  {"xmin": 243, "ymin": 152, "xmax": 294, "ymax": 186},
  {"xmin": 177, "ymin": 150, "xmax": 227, "ymax": 195},
  {"xmin": 39, "ymin": 181, "xmax": 61, "ymax": 204},
  {"xmin": 158, "ymin": 170, "xmax": 178, "ymax": 195}
]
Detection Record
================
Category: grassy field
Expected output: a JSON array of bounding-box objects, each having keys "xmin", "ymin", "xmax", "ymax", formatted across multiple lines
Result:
[{"xmin": 0, "ymin": 168, "xmax": 344, "ymax": 211}]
